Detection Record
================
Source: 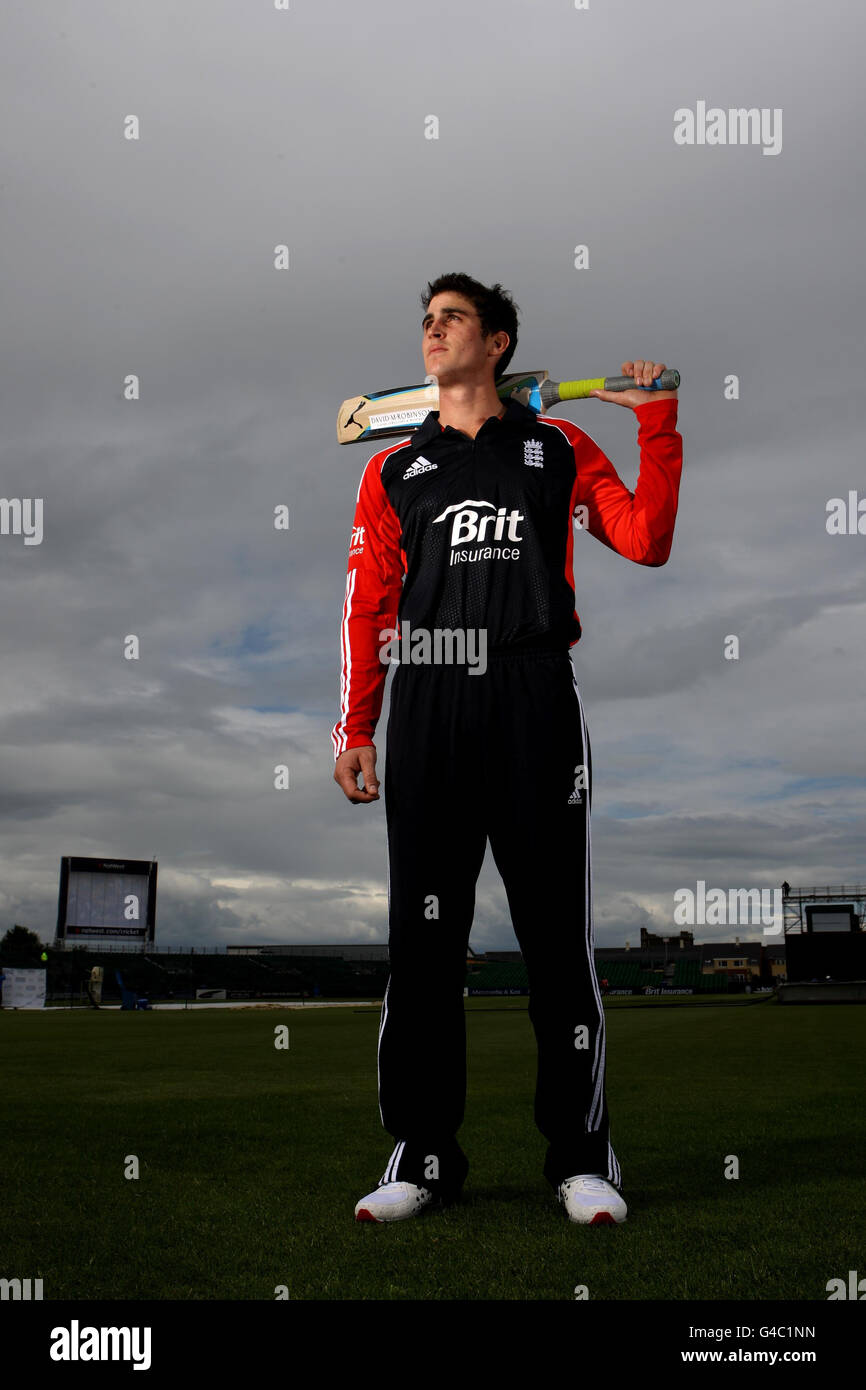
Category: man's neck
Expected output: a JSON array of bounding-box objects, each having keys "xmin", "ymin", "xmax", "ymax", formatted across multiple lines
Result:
[{"xmin": 436, "ymin": 382, "xmax": 505, "ymax": 440}]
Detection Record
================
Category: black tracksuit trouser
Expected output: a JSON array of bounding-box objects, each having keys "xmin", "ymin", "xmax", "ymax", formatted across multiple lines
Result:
[{"xmin": 376, "ymin": 648, "xmax": 621, "ymax": 1198}]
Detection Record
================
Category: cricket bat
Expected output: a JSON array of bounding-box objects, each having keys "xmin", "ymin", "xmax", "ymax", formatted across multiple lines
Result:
[{"xmin": 337, "ymin": 368, "xmax": 680, "ymax": 444}]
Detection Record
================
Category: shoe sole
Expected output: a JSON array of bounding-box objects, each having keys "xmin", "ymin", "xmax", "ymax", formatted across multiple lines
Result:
[
  {"xmin": 357, "ymin": 1198, "xmax": 622, "ymax": 1223},
  {"xmin": 354, "ymin": 1204, "xmax": 436, "ymax": 1223},
  {"xmin": 563, "ymin": 1205, "xmax": 627, "ymax": 1225}
]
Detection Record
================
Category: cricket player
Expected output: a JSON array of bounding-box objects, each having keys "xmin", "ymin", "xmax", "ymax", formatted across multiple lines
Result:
[{"xmin": 332, "ymin": 272, "xmax": 683, "ymax": 1224}]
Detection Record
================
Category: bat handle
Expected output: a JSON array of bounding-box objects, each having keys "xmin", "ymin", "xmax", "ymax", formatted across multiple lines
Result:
[
  {"xmin": 556, "ymin": 369, "xmax": 680, "ymax": 401},
  {"xmin": 604, "ymin": 368, "xmax": 680, "ymax": 392}
]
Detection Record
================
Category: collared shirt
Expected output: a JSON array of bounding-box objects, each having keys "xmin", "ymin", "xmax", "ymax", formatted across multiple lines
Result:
[{"xmin": 332, "ymin": 397, "xmax": 682, "ymax": 760}]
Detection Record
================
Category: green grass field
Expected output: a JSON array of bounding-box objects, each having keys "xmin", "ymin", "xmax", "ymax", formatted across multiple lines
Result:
[{"xmin": 2, "ymin": 997, "xmax": 863, "ymax": 1301}]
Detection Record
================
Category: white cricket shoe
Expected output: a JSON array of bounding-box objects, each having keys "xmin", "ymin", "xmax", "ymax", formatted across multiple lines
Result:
[
  {"xmin": 354, "ymin": 1180, "xmax": 435, "ymax": 1223},
  {"xmin": 558, "ymin": 1174, "xmax": 627, "ymax": 1225}
]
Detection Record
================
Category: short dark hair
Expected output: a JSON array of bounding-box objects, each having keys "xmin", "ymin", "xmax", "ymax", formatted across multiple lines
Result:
[{"xmin": 420, "ymin": 272, "xmax": 519, "ymax": 380}]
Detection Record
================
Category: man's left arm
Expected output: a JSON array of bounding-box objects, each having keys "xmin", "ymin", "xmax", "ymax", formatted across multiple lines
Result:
[{"xmin": 570, "ymin": 358, "xmax": 683, "ymax": 566}]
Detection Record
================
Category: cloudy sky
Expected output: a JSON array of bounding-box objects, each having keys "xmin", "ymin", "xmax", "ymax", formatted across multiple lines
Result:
[{"xmin": 1, "ymin": 0, "xmax": 863, "ymax": 953}]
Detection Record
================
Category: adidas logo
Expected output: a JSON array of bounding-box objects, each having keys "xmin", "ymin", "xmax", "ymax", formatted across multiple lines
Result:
[
  {"xmin": 403, "ymin": 456, "xmax": 438, "ymax": 480},
  {"xmin": 524, "ymin": 439, "xmax": 544, "ymax": 468},
  {"xmin": 568, "ymin": 763, "xmax": 586, "ymax": 804}
]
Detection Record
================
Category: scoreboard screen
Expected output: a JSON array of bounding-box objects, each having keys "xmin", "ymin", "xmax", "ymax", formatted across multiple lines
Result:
[
  {"xmin": 56, "ymin": 857, "xmax": 157, "ymax": 943},
  {"xmin": 805, "ymin": 905, "xmax": 857, "ymax": 933}
]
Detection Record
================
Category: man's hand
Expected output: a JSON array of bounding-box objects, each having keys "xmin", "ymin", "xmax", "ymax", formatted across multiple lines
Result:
[
  {"xmin": 590, "ymin": 360, "xmax": 678, "ymax": 410},
  {"xmin": 334, "ymin": 744, "xmax": 380, "ymax": 804}
]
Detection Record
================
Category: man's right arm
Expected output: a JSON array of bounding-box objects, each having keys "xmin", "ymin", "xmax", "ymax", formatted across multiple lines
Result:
[{"xmin": 331, "ymin": 450, "xmax": 405, "ymax": 773}]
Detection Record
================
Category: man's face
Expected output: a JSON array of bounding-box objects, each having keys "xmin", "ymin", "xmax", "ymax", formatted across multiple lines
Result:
[{"xmin": 421, "ymin": 292, "xmax": 507, "ymax": 385}]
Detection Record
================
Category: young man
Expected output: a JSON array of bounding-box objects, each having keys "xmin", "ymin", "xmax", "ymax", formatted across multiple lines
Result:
[{"xmin": 332, "ymin": 272, "xmax": 683, "ymax": 1225}]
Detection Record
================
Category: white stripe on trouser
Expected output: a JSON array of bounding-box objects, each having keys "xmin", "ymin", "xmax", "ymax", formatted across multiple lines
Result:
[
  {"xmin": 377, "ymin": 976, "xmax": 390, "ymax": 1127},
  {"xmin": 570, "ymin": 664, "xmax": 620, "ymax": 1189},
  {"xmin": 377, "ymin": 817, "xmax": 393, "ymax": 1127},
  {"xmin": 381, "ymin": 1140, "xmax": 404, "ymax": 1186}
]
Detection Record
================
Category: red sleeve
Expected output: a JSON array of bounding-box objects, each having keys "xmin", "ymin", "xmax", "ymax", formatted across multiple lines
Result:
[
  {"xmin": 564, "ymin": 397, "xmax": 683, "ymax": 565},
  {"xmin": 331, "ymin": 446, "xmax": 405, "ymax": 761}
]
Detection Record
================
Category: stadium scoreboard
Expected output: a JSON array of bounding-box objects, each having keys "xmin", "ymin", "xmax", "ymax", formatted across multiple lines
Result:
[{"xmin": 55, "ymin": 856, "xmax": 157, "ymax": 945}]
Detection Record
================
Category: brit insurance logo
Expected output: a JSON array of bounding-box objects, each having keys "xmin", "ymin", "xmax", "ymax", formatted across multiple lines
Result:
[
  {"xmin": 432, "ymin": 499, "xmax": 525, "ymax": 566},
  {"xmin": 348, "ymin": 525, "xmax": 365, "ymax": 557}
]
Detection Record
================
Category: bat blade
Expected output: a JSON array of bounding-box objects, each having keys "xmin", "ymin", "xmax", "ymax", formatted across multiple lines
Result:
[
  {"xmin": 337, "ymin": 382, "xmax": 440, "ymax": 445},
  {"xmin": 336, "ymin": 372, "xmax": 548, "ymax": 445}
]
